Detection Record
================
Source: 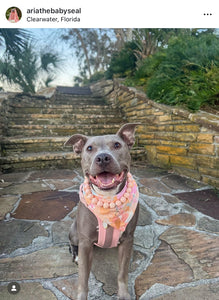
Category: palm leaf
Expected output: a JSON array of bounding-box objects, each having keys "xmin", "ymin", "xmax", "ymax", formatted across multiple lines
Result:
[{"xmin": 0, "ymin": 29, "xmax": 31, "ymax": 57}]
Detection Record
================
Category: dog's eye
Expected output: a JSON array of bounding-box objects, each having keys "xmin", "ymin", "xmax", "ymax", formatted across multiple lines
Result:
[
  {"xmin": 114, "ymin": 142, "xmax": 121, "ymax": 149},
  {"xmin": 87, "ymin": 145, "xmax": 92, "ymax": 152}
]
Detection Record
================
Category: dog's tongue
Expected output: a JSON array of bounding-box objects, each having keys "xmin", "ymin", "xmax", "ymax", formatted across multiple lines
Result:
[
  {"xmin": 89, "ymin": 171, "xmax": 125, "ymax": 189},
  {"xmin": 96, "ymin": 172, "xmax": 116, "ymax": 185}
]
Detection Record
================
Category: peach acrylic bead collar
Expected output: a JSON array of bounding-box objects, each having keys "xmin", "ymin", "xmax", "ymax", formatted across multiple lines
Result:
[{"xmin": 80, "ymin": 172, "xmax": 139, "ymax": 232}]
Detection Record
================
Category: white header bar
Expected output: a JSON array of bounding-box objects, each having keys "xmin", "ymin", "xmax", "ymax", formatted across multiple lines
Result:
[{"xmin": 1, "ymin": 0, "xmax": 218, "ymax": 28}]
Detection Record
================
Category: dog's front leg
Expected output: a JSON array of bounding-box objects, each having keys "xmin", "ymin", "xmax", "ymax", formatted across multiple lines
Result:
[
  {"xmin": 117, "ymin": 237, "xmax": 133, "ymax": 300},
  {"xmin": 77, "ymin": 238, "xmax": 94, "ymax": 300}
]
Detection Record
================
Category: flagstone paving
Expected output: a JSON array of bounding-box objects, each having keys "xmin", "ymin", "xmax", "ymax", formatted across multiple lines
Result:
[{"xmin": 0, "ymin": 164, "xmax": 218, "ymax": 299}]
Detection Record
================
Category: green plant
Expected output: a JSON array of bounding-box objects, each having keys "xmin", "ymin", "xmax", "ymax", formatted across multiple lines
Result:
[
  {"xmin": 134, "ymin": 50, "xmax": 166, "ymax": 84},
  {"xmin": 84, "ymin": 71, "xmax": 105, "ymax": 84},
  {"xmin": 145, "ymin": 34, "xmax": 219, "ymax": 111},
  {"xmin": 105, "ymin": 41, "xmax": 138, "ymax": 79},
  {"xmin": 0, "ymin": 42, "xmax": 62, "ymax": 93}
]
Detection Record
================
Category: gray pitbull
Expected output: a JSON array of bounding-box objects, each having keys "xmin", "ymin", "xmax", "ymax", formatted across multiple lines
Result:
[{"xmin": 65, "ymin": 123, "xmax": 139, "ymax": 300}]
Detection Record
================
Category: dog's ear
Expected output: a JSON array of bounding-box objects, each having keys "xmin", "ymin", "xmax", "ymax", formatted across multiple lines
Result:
[
  {"xmin": 116, "ymin": 123, "xmax": 140, "ymax": 148},
  {"xmin": 64, "ymin": 134, "xmax": 88, "ymax": 154}
]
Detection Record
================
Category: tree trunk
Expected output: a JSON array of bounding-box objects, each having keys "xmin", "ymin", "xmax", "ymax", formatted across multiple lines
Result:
[{"xmin": 74, "ymin": 29, "xmax": 92, "ymax": 78}]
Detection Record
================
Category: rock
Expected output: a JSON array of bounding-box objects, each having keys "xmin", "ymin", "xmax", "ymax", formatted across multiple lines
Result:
[
  {"xmin": 160, "ymin": 227, "xmax": 219, "ymax": 280},
  {"xmin": 142, "ymin": 195, "xmax": 179, "ymax": 216},
  {"xmin": 43, "ymin": 179, "xmax": 78, "ymax": 190},
  {"xmin": 154, "ymin": 282, "xmax": 219, "ymax": 300},
  {"xmin": 28, "ymin": 169, "xmax": 77, "ymax": 181},
  {"xmin": 12, "ymin": 190, "xmax": 79, "ymax": 221},
  {"xmin": 162, "ymin": 174, "xmax": 205, "ymax": 191},
  {"xmin": 0, "ymin": 282, "xmax": 57, "ymax": 300},
  {"xmin": 137, "ymin": 204, "xmax": 152, "ymax": 226},
  {"xmin": 197, "ymin": 216, "xmax": 219, "ymax": 233},
  {"xmin": 130, "ymin": 251, "xmax": 147, "ymax": 273},
  {"xmin": 140, "ymin": 178, "xmax": 171, "ymax": 194},
  {"xmin": 163, "ymin": 194, "xmax": 180, "ymax": 204},
  {"xmin": 92, "ymin": 247, "xmax": 118, "ymax": 295},
  {"xmin": 0, "ymin": 172, "xmax": 30, "ymax": 183},
  {"xmin": 139, "ymin": 186, "xmax": 161, "ymax": 198},
  {"xmin": 156, "ymin": 213, "xmax": 196, "ymax": 227},
  {"xmin": 174, "ymin": 189, "xmax": 219, "ymax": 220},
  {"xmin": 131, "ymin": 165, "xmax": 168, "ymax": 179},
  {"xmin": 0, "ymin": 219, "xmax": 48, "ymax": 255},
  {"xmin": 37, "ymin": 86, "xmax": 56, "ymax": 98},
  {"xmin": 53, "ymin": 277, "xmax": 78, "ymax": 300},
  {"xmin": 135, "ymin": 241, "xmax": 194, "ymax": 299},
  {"xmin": 91, "ymin": 246, "xmax": 145, "ymax": 296},
  {"xmin": 0, "ymin": 181, "xmax": 12, "ymax": 188},
  {"xmin": 0, "ymin": 195, "xmax": 19, "ymax": 220},
  {"xmin": 0, "ymin": 245, "xmax": 77, "ymax": 281},
  {"xmin": 134, "ymin": 226, "xmax": 155, "ymax": 249},
  {"xmin": 90, "ymin": 80, "xmax": 114, "ymax": 97},
  {"xmin": 0, "ymin": 181, "xmax": 51, "ymax": 195},
  {"xmin": 139, "ymin": 283, "xmax": 174, "ymax": 300},
  {"xmin": 52, "ymin": 219, "xmax": 73, "ymax": 244}
]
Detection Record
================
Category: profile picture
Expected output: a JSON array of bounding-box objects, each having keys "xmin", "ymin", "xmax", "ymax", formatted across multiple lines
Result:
[{"xmin": 6, "ymin": 7, "xmax": 22, "ymax": 23}]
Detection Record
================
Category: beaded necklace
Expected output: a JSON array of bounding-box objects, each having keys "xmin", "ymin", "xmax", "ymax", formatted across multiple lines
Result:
[{"xmin": 80, "ymin": 172, "xmax": 139, "ymax": 231}]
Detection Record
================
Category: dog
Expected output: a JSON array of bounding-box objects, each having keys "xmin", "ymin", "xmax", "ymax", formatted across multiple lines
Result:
[{"xmin": 65, "ymin": 123, "xmax": 139, "ymax": 300}]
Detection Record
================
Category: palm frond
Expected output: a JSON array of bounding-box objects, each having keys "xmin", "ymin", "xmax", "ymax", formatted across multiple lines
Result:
[{"xmin": 0, "ymin": 29, "xmax": 31, "ymax": 56}]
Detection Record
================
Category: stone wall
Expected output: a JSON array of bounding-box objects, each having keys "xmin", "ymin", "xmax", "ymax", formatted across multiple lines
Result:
[
  {"xmin": 108, "ymin": 80, "xmax": 219, "ymax": 188},
  {"xmin": 0, "ymin": 93, "xmax": 11, "ymax": 138}
]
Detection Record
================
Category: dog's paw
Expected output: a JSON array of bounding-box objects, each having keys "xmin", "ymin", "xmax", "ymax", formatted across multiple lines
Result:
[
  {"xmin": 77, "ymin": 292, "xmax": 88, "ymax": 300},
  {"xmin": 118, "ymin": 285, "xmax": 131, "ymax": 300},
  {"xmin": 118, "ymin": 294, "xmax": 131, "ymax": 300}
]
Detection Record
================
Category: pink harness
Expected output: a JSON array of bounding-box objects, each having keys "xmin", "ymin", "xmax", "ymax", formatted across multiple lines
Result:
[
  {"xmin": 95, "ymin": 219, "xmax": 121, "ymax": 248},
  {"xmin": 79, "ymin": 173, "xmax": 139, "ymax": 248}
]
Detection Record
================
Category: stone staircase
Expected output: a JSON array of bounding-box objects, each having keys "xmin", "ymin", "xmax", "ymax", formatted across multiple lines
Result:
[{"xmin": 0, "ymin": 86, "xmax": 146, "ymax": 172}]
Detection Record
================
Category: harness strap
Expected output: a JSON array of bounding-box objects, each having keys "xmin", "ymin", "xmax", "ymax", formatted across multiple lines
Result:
[
  {"xmin": 79, "ymin": 173, "xmax": 139, "ymax": 249},
  {"xmin": 95, "ymin": 217, "xmax": 121, "ymax": 248}
]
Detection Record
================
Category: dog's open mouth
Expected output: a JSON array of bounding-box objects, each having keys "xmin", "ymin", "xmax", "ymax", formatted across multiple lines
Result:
[{"xmin": 89, "ymin": 171, "xmax": 125, "ymax": 190}]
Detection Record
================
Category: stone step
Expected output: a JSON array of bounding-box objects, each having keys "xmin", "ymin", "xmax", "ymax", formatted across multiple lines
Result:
[
  {"xmin": 56, "ymin": 85, "xmax": 92, "ymax": 95},
  {"xmin": 0, "ymin": 151, "xmax": 80, "ymax": 172},
  {"xmin": 7, "ymin": 105, "xmax": 120, "ymax": 114},
  {"xmin": 6, "ymin": 108, "xmax": 120, "ymax": 118},
  {"xmin": 8, "ymin": 95, "xmax": 107, "ymax": 107},
  {"xmin": 1, "ymin": 136, "xmax": 69, "ymax": 155},
  {"xmin": 53, "ymin": 97, "xmax": 107, "ymax": 106},
  {"xmin": 1, "ymin": 86, "xmax": 143, "ymax": 172},
  {"xmin": 1, "ymin": 137, "xmax": 146, "ymax": 157},
  {"xmin": 8, "ymin": 102, "xmax": 111, "ymax": 110},
  {"xmin": 0, "ymin": 148, "xmax": 147, "ymax": 172},
  {"xmin": 53, "ymin": 94, "xmax": 107, "ymax": 105},
  {"xmin": 7, "ymin": 113, "xmax": 123, "ymax": 126},
  {"xmin": 6, "ymin": 123, "xmax": 124, "ymax": 137}
]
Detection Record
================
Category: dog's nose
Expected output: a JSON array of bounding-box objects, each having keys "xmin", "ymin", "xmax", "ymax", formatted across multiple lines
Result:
[{"xmin": 95, "ymin": 153, "xmax": 111, "ymax": 166}]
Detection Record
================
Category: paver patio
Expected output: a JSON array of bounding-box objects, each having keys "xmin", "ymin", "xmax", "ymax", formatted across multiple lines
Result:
[{"xmin": 0, "ymin": 164, "xmax": 218, "ymax": 299}]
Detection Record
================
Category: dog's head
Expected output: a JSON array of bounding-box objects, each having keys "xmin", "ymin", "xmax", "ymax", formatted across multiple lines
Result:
[{"xmin": 65, "ymin": 123, "xmax": 139, "ymax": 191}]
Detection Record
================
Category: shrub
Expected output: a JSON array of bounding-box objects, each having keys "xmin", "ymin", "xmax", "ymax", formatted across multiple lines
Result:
[
  {"xmin": 105, "ymin": 41, "xmax": 138, "ymax": 79},
  {"xmin": 84, "ymin": 71, "xmax": 105, "ymax": 84},
  {"xmin": 134, "ymin": 50, "xmax": 166, "ymax": 85},
  {"xmin": 145, "ymin": 34, "xmax": 219, "ymax": 111}
]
